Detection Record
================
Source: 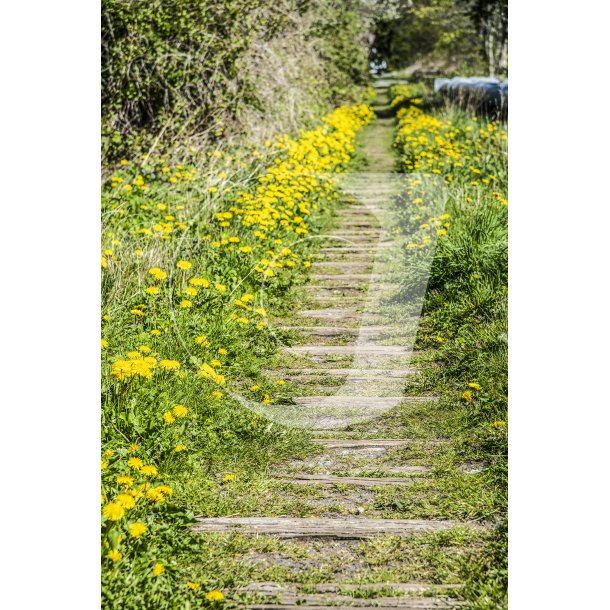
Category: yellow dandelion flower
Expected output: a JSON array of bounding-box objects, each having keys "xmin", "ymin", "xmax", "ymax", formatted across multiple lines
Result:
[
  {"xmin": 103, "ymin": 502, "xmax": 125, "ymax": 521},
  {"xmin": 140, "ymin": 465, "xmax": 158, "ymax": 477},
  {"xmin": 146, "ymin": 485, "xmax": 172, "ymax": 503},
  {"xmin": 152, "ymin": 564, "xmax": 165, "ymax": 576},
  {"xmin": 180, "ymin": 299, "xmax": 193, "ymax": 309},
  {"xmin": 101, "ymin": 339, "xmax": 109, "ymax": 349},
  {"xmin": 198, "ymin": 363, "xmax": 225, "ymax": 385},
  {"xmin": 148, "ymin": 267, "xmax": 167, "ymax": 281},
  {"xmin": 108, "ymin": 549, "xmax": 122, "ymax": 562},
  {"xmin": 206, "ymin": 591, "xmax": 224, "ymax": 601},
  {"xmin": 129, "ymin": 522, "xmax": 147, "ymax": 538},
  {"xmin": 127, "ymin": 457, "xmax": 143, "ymax": 470},
  {"xmin": 468, "ymin": 382, "xmax": 481, "ymax": 390},
  {"xmin": 146, "ymin": 286, "xmax": 159, "ymax": 295},
  {"xmin": 116, "ymin": 475, "xmax": 134, "ymax": 488},
  {"xmin": 115, "ymin": 493, "xmax": 136, "ymax": 509},
  {"xmin": 159, "ymin": 359, "xmax": 180, "ymax": 370},
  {"xmin": 128, "ymin": 443, "xmax": 139, "ymax": 452},
  {"xmin": 195, "ymin": 336, "xmax": 210, "ymax": 347},
  {"xmin": 462, "ymin": 390, "xmax": 473, "ymax": 402},
  {"xmin": 215, "ymin": 284, "xmax": 227, "ymax": 293},
  {"xmin": 172, "ymin": 404, "xmax": 188, "ymax": 418},
  {"xmin": 177, "ymin": 260, "xmax": 192, "ymax": 270},
  {"xmin": 222, "ymin": 474, "xmax": 236, "ymax": 483},
  {"xmin": 163, "ymin": 411, "xmax": 175, "ymax": 424},
  {"xmin": 187, "ymin": 582, "xmax": 200, "ymax": 590},
  {"xmin": 211, "ymin": 390, "xmax": 223, "ymax": 399},
  {"xmin": 175, "ymin": 444, "xmax": 187, "ymax": 452},
  {"xmin": 185, "ymin": 287, "xmax": 197, "ymax": 297},
  {"xmin": 189, "ymin": 277, "xmax": 209, "ymax": 287}
]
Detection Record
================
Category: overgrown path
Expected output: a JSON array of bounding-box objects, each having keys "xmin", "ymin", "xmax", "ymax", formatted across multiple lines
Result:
[{"xmin": 193, "ymin": 86, "xmax": 486, "ymax": 609}]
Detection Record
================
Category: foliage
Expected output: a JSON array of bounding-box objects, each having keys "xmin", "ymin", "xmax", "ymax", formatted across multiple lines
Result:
[
  {"xmin": 458, "ymin": 0, "xmax": 508, "ymax": 76},
  {"xmin": 371, "ymin": 0, "xmax": 506, "ymax": 76},
  {"xmin": 100, "ymin": 103, "xmax": 374, "ymax": 606},
  {"xmin": 393, "ymin": 103, "xmax": 507, "ymax": 607},
  {"xmin": 101, "ymin": 0, "xmax": 372, "ymax": 163}
]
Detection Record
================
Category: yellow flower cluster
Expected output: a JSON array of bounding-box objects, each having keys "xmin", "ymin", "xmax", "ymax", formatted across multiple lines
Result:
[
  {"xmin": 103, "ymin": 103, "xmax": 373, "ymax": 392},
  {"xmin": 101, "ymin": 103, "xmax": 373, "ymax": 582},
  {"xmin": 394, "ymin": 106, "xmax": 508, "ymax": 217},
  {"xmin": 111, "ymin": 352, "xmax": 157, "ymax": 380},
  {"xmin": 395, "ymin": 106, "xmax": 506, "ymax": 180},
  {"xmin": 102, "ymin": 454, "xmax": 169, "ymax": 523},
  {"xmin": 389, "ymin": 84, "xmax": 413, "ymax": 107},
  {"xmin": 209, "ymin": 104, "xmax": 373, "ymax": 278}
]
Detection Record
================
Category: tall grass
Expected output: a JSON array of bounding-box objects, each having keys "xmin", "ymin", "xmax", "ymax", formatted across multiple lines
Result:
[{"xmin": 394, "ymin": 102, "xmax": 508, "ymax": 608}]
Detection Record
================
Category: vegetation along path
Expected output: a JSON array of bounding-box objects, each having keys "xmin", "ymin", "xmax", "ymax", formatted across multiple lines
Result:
[{"xmin": 192, "ymin": 85, "xmax": 493, "ymax": 610}]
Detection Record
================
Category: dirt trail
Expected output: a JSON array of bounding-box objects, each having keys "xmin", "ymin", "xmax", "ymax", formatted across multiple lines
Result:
[{"xmin": 194, "ymin": 85, "xmax": 482, "ymax": 609}]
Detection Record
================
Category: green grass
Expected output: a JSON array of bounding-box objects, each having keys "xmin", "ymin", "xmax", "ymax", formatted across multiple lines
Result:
[
  {"xmin": 392, "ymin": 100, "xmax": 508, "ymax": 607},
  {"xmin": 100, "ymin": 104, "xmax": 375, "ymax": 607},
  {"xmin": 101, "ymin": 92, "xmax": 507, "ymax": 609}
]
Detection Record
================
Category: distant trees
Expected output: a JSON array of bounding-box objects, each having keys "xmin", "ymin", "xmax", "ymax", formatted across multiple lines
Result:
[
  {"xmin": 459, "ymin": 0, "xmax": 508, "ymax": 76},
  {"xmin": 369, "ymin": 0, "xmax": 508, "ymax": 76}
]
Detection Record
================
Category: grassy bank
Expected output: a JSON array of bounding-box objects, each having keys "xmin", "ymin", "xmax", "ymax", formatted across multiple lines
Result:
[
  {"xmin": 101, "ymin": 103, "xmax": 374, "ymax": 607},
  {"xmin": 392, "ymin": 99, "xmax": 508, "ymax": 608}
]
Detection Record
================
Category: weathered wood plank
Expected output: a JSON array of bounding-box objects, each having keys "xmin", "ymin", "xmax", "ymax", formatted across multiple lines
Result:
[
  {"xmin": 310, "ymin": 274, "xmax": 382, "ymax": 281},
  {"xmin": 239, "ymin": 582, "xmax": 461, "ymax": 594},
  {"xmin": 286, "ymin": 345, "xmax": 413, "ymax": 355},
  {"xmin": 192, "ymin": 516, "xmax": 465, "ymax": 538},
  {"xmin": 278, "ymin": 326, "xmax": 394, "ymax": 336},
  {"xmin": 242, "ymin": 593, "xmax": 464, "ymax": 608},
  {"xmin": 303, "ymin": 284, "xmax": 398, "ymax": 291},
  {"xmin": 282, "ymin": 367, "xmax": 410, "ymax": 372},
  {"xmin": 243, "ymin": 603, "xmax": 464, "ymax": 609},
  {"xmin": 271, "ymin": 368, "xmax": 415, "ymax": 377},
  {"xmin": 297, "ymin": 309, "xmax": 381, "ymax": 320},
  {"xmin": 320, "ymin": 245, "xmax": 393, "ymax": 252},
  {"xmin": 311, "ymin": 262, "xmax": 375, "ymax": 268},
  {"xmin": 280, "ymin": 474, "xmax": 417, "ymax": 486},
  {"xmin": 313, "ymin": 439, "xmax": 441, "ymax": 449},
  {"xmin": 292, "ymin": 396, "xmax": 437, "ymax": 407}
]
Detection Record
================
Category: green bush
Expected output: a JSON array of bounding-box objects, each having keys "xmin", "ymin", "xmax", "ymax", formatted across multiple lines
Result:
[{"xmin": 102, "ymin": 0, "xmax": 371, "ymax": 163}]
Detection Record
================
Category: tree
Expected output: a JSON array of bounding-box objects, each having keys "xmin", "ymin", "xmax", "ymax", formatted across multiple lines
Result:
[{"xmin": 459, "ymin": 0, "xmax": 508, "ymax": 75}]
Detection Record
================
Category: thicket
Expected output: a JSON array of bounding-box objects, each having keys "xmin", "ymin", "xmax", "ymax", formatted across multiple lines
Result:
[{"xmin": 102, "ymin": 0, "xmax": 372, "ymax": 163}]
